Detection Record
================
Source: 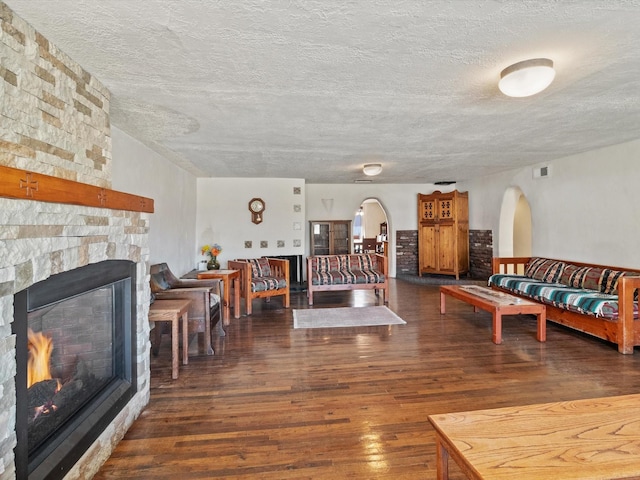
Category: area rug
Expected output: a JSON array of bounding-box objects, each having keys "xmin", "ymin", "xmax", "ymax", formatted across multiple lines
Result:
[{"xmin": 293, "ymin": 306, "xmax": 406, "ymax": 329}]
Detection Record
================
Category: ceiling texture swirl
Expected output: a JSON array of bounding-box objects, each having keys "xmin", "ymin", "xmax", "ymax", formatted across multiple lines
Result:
[{"xmin": 7, "ymin": 1, "xmax": 640, "ymax": 183}]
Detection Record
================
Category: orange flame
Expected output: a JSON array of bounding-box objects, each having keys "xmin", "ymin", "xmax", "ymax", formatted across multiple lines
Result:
[{"xmin": 27, "ymin": 328, "xmax": 56, "ymax": 389}]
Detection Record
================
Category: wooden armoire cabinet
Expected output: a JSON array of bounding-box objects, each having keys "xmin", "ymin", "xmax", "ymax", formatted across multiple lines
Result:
[
  {"xmin": 310, "ymin": 220, "xmax": 352, "ymax": 255},
  {"xmin": 417, "ymin": 190, "xmax": 469, "ymax": 279}
]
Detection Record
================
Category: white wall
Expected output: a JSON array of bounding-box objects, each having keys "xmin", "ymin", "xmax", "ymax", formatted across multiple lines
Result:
[
  {"xmin": 196, "ymin": 178, "xmax": 306, "ymax": 268},
  {"xmin": 305, "ymin": 183, "xmax": 451, "ymax": 276},
  {"xmin": 362, "ymin": 201, "xmax": 387, "ymax": 238},
  {"xmin": 114, "ymin": 128, "xmax": 640, "ymax": 274},
  {"xmin": 111, "ymin": 126, "xmax": 198, "ymax": 276},
  {"xmin": 460, "ymin": 138, "xmax": 640, "ymax": 268}
]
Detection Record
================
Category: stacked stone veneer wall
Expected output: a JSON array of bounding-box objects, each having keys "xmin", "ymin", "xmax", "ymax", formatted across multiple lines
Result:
[
  {"xmin": 395, "ymin": 230, "xmax": 418, "ymax": 275},
  {"xmin": 469, "ymin": 229, "xmax": 493, "ymax": 280},
  {"xmin": 0, "ymin": 4, "xmax": 151, "ymax": 479},
  {"xmin": 0, "ymin": 2, "xmax": 111, "ymax": 187}
]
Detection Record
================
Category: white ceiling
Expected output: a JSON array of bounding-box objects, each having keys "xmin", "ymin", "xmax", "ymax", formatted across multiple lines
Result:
[{"xmin": 7, "ymin": 1, "xmax": 640, "ymax": 184}]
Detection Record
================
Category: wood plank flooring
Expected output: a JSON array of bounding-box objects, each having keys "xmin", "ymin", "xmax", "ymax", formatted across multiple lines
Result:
[{"xmin": 94, "ymin": 279, "xmax": 640, "ymax": 479}]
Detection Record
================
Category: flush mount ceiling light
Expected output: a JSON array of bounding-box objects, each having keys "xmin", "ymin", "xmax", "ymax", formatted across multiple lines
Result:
[
  {"xmin": 363, "ymin": 163, "xmax": 383, "ymax": 176},
  {"xmin": 499, "ymin": 58, "xmax": 555, "ymax": 97}
]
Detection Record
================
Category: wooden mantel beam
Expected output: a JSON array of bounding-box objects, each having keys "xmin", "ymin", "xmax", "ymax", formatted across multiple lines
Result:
[{"xmin": 0, "ymin": 165, "xmax": 154, "ymax": 213}]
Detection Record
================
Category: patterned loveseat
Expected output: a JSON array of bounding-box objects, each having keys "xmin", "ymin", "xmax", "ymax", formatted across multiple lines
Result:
[
  {"xmin": 489, "ymin": 257, "xmax": 640, "ymax": 354},
  {"xmin": 306, "ymin": 254, "xmax": 388, "ymax": 305}
]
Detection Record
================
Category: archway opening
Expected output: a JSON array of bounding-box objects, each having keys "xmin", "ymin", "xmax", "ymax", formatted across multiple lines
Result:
[
  {"xmin": 353, "ymin": 199, "xmax": 389, "ymax": 255},
  {"xmin": 498, "ymin": 187, "xmax": 532, "ymax": 274}
]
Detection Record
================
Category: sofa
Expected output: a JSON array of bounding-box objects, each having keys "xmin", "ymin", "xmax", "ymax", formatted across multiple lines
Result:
[
  {"xmin": 227, "ymin": 257, "xmax": 290, "ymax": 315},
  {"xmin": 150, "ymin": 263, "xmax": 222, "ymax": 355},
  {"xmin": 489, "ymin": 257, "xmax": 640, "ymax": 354},
  {"xmin": 306, "ymin": 253, "xmax": 388, "ymax": 305}
]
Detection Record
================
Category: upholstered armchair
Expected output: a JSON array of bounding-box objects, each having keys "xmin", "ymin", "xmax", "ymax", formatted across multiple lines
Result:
[
  {"xmin": 149, "ymin": 263, "xmax": 222, "ymax": 355},
  {"xmin": 227, "ymin": 257, "xmax": 290, "ymax": 315}
]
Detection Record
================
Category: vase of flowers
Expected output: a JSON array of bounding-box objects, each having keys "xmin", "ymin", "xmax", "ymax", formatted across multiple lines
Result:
[{"xmin": 201, "ymin": 243, "xmax": 222, "ymax": 270}]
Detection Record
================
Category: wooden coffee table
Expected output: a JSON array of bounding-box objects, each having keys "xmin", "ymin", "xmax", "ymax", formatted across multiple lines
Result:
[
  {"xmin": 428, "ymin": 393, "xmax": 640, "ymax": 480},
  {"xmin": 439, "ymin": 285, "xmax": 546, "ymax": 344}
]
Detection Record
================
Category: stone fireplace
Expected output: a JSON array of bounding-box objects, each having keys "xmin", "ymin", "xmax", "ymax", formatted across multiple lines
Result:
[
  {"xmin": 14, "ymin": 260, "xmax": 138, "ymax": 479},
  {"xmin": 0, "ymin": 197, "xmax": 152, "ymax": 480},
  {"xmin": 1, "ymin": 4, "xmax": 153, "ymax": 478}
]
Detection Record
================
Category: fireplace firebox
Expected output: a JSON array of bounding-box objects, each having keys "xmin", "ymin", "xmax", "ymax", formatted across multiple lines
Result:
[{"xmin": 13, "ymin": 260, "xmax": 137, "ymax": 480}]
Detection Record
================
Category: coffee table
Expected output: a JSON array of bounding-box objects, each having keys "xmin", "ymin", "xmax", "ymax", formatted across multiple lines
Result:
[
  {"xmin": 428, "ymin": 393, "xmax": 640, "ymax": 480},
  {"xmin": 439, "ymin": 285, "xmax": 546, "ymax": 344}
]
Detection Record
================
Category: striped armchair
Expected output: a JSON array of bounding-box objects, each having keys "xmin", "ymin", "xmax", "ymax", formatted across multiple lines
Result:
[{"xmin": 227, "ymin": 257, "xmax": 290, "ymax": 315}]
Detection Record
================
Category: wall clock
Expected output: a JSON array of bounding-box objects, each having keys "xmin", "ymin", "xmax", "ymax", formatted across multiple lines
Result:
[{"xmin": 248, "ymin": 197, "xmax": 265, "ymax": 224}]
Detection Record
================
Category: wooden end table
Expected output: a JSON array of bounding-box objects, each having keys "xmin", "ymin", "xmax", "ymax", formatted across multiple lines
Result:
[
  {"xmin": 428, "ymin": 393, "xmax": 640, "ymax": 480},
  {"xmin": 197, "ymin": 269, "xmax": 240, "ymax": 324},
  {"xmin": 149, "ymin": 298, "xmax": 191, "ymax": 379},
  {"xmin": 439, "ymin": 285, "xmax": 546, "ymax": 344}
]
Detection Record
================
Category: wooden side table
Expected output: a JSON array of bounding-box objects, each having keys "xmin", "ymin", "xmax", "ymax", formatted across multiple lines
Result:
[
  {"xmin": 149, "ymin": 299, "xmax": 191, "ymax": 379},
  {"xmin": 197, "ymin": 269, "xmax": 240, "ymax": 324}
]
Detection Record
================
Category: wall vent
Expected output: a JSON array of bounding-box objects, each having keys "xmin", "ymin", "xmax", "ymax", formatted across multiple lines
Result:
[{"xmin": 532, "ymin": 165, "xmax": 550, "ymax": 179}]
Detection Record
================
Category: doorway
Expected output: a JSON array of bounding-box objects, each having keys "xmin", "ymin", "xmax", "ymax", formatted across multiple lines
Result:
[
  {"xmin": 353, "ymin": 198, "xmax": 389, "ymax": 255},
  {"xmin": 498, "ymin": 187, "xmax": 532, "ymax": 273}
]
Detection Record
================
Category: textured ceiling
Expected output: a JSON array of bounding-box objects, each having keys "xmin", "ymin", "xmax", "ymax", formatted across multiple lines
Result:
[{"xmin": 7, "ymin": 1, "xmax": 640, "ymax": 183}]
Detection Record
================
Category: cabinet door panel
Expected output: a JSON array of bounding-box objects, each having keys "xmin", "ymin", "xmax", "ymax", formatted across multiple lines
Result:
[
  {"xmin": 421, "ymin": 200, "xmax": 437, "ymax": 222},
  {"xmin": 419, "ymin": 224, "xmax": 438, "ymax": 271},
  {"xmin": 438, "ymin": 198, "xmax": 455, "ymax": 221},
  {"xmin": 311, "ymin": 222, "xmax": 330, "ymax": 255},
  {"xmin": 438, "ymin": 224, "xmax": 455, "ymax": 272},
  {"xmin": 332, "ymin": 221, "xmax": 351, "ymax": 255}
]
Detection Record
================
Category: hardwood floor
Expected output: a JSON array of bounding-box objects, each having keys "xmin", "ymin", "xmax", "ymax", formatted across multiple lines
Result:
[{"xmin": 95, "ymin": 279, "xmax": 640, "ymax": 479}]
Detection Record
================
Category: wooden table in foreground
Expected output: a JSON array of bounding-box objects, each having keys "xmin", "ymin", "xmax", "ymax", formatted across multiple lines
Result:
[
  {"xmin": 439, "ymin": 285, "xmax": 546, "ymax": 344},
  {"xmin": 197, "ymin": 269, "xmax": 240, "ymax": 324},
  {"xmin": 428, "ymin": 393, "xmax": 640, "ymax": 480},
  {"xmin": 148, "ymin": 299, "xmax": 191, "ymax": 380}
]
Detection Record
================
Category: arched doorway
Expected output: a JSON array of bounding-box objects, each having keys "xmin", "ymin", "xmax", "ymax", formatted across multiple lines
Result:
[
  {"xmin": 498, "ymin": 187, "xmax": 532, "ymax": 273},
  {"xmin": 353, "ymin": 198, "xmax": 389, "ymax": 255}
]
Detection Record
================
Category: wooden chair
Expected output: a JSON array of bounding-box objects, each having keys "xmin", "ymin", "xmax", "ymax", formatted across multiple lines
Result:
[
  {"xmin": 150, "ymin": 263, "xmax": 222, "ymax": 355},
  {"xmin": 227, "ymin": 257, "xmax": 290, "ymax": 315}
]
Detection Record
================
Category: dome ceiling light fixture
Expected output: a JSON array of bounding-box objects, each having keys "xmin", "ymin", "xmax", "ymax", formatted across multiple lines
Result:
[
  {"xmin": 363, "ymin": 163, "xmax": 383, "ymax": 176},
  {"xmin": 499, "ymin": 58, "xmax": 555, "ymax": 98}
]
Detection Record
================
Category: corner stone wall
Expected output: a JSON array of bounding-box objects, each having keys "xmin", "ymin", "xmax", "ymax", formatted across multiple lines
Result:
[{"xmin": 0, "ymin": 4, "xmax": 151, "ymax": 479}]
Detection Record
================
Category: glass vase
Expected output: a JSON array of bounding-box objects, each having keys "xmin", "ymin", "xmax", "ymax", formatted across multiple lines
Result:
[{"xmin": 207, "ymin": 257, "xmax": 220, "ymax": 270}]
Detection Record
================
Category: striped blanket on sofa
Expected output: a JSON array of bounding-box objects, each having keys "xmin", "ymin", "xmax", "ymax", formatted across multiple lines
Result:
[{"xmin": 489, "ymin": 258, "xmax": 639, "ymax": 320}]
